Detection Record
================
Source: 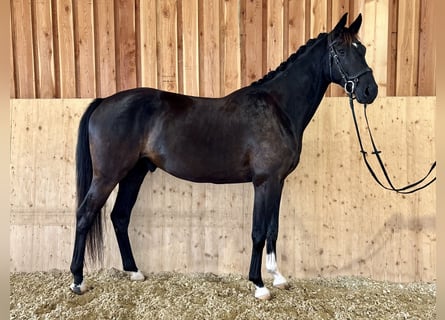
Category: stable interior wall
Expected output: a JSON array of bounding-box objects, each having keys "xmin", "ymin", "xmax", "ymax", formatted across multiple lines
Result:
[{"xmin": 10, "ymin": 97, "xmax": 436, "ymax": 282}]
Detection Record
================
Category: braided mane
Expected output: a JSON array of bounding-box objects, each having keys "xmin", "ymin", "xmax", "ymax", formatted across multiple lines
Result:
[
  {"xmin": 251, "ymin": 33, "xmax": 328, "ymax": 86},
  {"xmin": 251, "ymin": 28, "xmax": 359, "ymax": 86}
]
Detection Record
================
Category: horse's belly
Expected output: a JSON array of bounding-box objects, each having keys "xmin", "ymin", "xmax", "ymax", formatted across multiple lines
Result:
[{"xmin": 160, "ymin": 152, "xmax": 252, "ymax": 184}]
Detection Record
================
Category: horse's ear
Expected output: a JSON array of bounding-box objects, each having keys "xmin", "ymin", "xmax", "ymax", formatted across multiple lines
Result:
[
  {"xmin": 348, "ymin": 14, "xmax": 362, "ymax": 34},
  {"xmin": 332, "ymin": 13, "xmax": 348, "ymax": 34}
]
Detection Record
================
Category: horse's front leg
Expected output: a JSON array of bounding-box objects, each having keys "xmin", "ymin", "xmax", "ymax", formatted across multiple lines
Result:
[
  {"xmin": 248, "ymin": 177, "xmax": 284, "ymax": 299},
  {"xmin": 110, "ymin": 159, "xmax": 151, "ymax": 281},
  {"xmin": 264, "ymin": 179, "xmax": 289, "ymax": 289},
  {"xmin": 266, "ymin": 236, "xmax": 289, "ymax": 290}
]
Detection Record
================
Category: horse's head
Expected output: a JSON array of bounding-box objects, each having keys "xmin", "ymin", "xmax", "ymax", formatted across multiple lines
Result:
[{"xmin": 328, "ymin": 13, "xmax": 378, "ymax": 104}]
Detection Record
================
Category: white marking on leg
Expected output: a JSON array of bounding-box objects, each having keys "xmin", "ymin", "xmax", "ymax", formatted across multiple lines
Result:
[
  {"xmin": 255, "ymin": 286, "xmax": 271, "ymax": 300},
  {"xmin": 128, "ymin": 270, "xmax": 145, "ymax": 281},
  {"xmin": 70, "ymin": 281, "xmax": 87, "ymax": 294},
  {"xmin": 266, "ymin": 252, "xmax": 277, "ymax": 273},
  {"xmin": 266, "ymin": 252, "xmax": 289, "ymax": 289}
]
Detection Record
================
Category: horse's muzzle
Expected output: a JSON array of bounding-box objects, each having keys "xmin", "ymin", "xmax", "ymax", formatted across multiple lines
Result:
[{"xmin": 356, "ymin": 82, "xmax": 378, "ymax": 104}]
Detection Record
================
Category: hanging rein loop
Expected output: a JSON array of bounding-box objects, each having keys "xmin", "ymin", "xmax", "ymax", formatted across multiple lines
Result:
[
  {"xmin": 328, "ymin": 36, "xmax": 436, "ymax": 194},
  {"xmin": 348, "ymin": 97, "xmax": 436, "ymax": 194}
]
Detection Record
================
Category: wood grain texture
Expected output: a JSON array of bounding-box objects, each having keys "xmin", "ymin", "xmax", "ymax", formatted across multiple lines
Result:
[
  {"xmin": 32, "ymin": 0, "xmax": 56, "ymax": 98},
  {"xmin": 221, "ymin": 0, "xmax": 241, "ymax": 95},
  {"xmin": 396, "ymin": 0, "xmax": 420, "ymax": 95},
  {"xmin": 73, "ymin": 0, "xmax": 96, "ymax": 97},
  {"xmin": 138, "ymin": 0, "xmax": 158, "ymax": 88},
  {"xmin": 115, "ymin": 0, "xmax": 137, "ymax": 91},
  {"xmin": 10, "ymin": 97, "xmax": 436, "ymax": 282},
  {"xmin": 10, "ymin": 16, "xmax": 15, "ymax": 98},
  {"xmin": 266, "ymin": 0, "xmax": 284, "ymax": 73},
  {"xmin": 94, "ymin": 0, "xmax": 116, "ymax": 97},
  {"xmin": 417, "ymin": 0, "xmax": 435, "ymax": 96},
  {"xmin": 54, "ymin": 0, "xmax": 76, "ymax": 98},
  {"xmin": 11, "ymin": 0, "xmax": 36, "ymax": 98},
  {"xmin": 156, "ymin": 0, "xmax": 178, "ymax": 92},
  {"xmin": 386, "ymin": 0, "xmax": 398, "ymax": 96},
  {"xmin": 180, "ymin": 0, "xmax": 199, "ymax": 95},
  {"xmin": 243, "ymin": 0, "xmax": 264, "ymax": 86},
  {"xmin": 198, "ymin": 0, "xmax": 221, "ymax": 97},
  {"xmin": 10, "ymin": 0, "xmax": 435, "ymax": 98}
]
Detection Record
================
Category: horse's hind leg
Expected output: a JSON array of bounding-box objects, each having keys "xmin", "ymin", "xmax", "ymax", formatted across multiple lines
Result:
[
  {"xmin": 111, "ymin": 158, "xmax": 153, "ymax": 281},
  {"xmin": 70, "ymin": 178, "xmax": 118, "ymax": 293}
]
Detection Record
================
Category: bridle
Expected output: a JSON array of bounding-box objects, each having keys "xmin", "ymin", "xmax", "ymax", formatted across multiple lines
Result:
[
  {"xmin": 328, "ymin": 35, "xmax": 372, "ymax": 96},
  {"xmin": 328, "ymin": 35, "xmax": 436, "ymax": 194}
]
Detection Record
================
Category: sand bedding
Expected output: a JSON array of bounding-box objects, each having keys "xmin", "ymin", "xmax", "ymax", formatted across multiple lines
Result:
[{"xmin": 10, "ymin": 268, "xmax": 435, "ymax": 319}]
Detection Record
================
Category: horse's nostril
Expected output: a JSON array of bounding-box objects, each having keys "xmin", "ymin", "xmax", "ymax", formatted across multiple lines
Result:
[{"xmin": 365, "ymin": 87, "xmax": 370, "ymax": 96}]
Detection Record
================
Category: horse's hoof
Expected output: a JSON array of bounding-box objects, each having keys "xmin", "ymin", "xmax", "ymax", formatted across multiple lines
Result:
[
  {"xmin": 128, "ymin": 270, "xmax": 145, "ymax": 281},
  {"xmin": 255, "ymin": 286, "xmax": 271, "ymax": 300},
  {"xmin": 129, "ymin": 270, "xmax": 145, "ymax": 281},
  {"xmin": 272, "ymin": 273, "xmax": 289, "ymax": 289},
  {"xmin": 273, "ymin": 282, "xmax": 290, "ymax": 290},
  {"xmin": 70, "ymin": 281, "xmax": 87, "ymax": 295}
]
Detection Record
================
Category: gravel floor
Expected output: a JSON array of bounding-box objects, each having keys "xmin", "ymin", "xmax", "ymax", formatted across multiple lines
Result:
[{"xmin": 10, "ymin": 268, "xmax": 436, "ymax": 320}]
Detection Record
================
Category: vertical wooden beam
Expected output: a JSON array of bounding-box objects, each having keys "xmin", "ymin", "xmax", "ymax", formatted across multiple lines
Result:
[
  {"xmin": 53, "ymin": 0, "xmax": 76, "ymax": 98},
  {"xmin": 396, "ymin": 0, "xmax": 420, "ymax": 95},
  {"xmin": 156, "ymin": 0, "xmax": 178, "ymax": 92},
  {"xmin": 198, "ymin": 0, "xmax": 221, "ymax": 97},
  {"xmin": 310, "ymin": 0, "xmax": 328, "ymax": 37},
  {"xmin": 221, "ymin": 0, "xmax": 241, "ymax": 95},
  {"xmin": 243, "ymin": 0, "xmax": 264, "ymax": 85},
  {"xmin": 94, "ymin": 0, "xmax": 116, "ymax": 97},
  {"xmin": 387, "ymin": 0, "xmax": 398, "ymax": 96},
  {"xmin": 73, "ymin": 0, "xmax": 96, "ymax": 98},
  {"xmin": 349, "ymin": 0, "xmax": 363, "ymax": 21},
  {"xmin": 282, "ymin": 0, "xmax": 289, "ymax": 58},
  {"xmin": 304, "ymin": 0, "xmax": 311, "ymax": 42},
  {"xmin": 266, "ymin": 0, "xmax": 284, "ymax": 73},
  {"xmin": 287, "ymin": 0, "xmax": 306, "ymax": 54},
  {"xmin": 32, "ymin": 0, "xmax": 56, "ymax": 98},
  {"xmin": 115, "ymin": 0, "xmax": 137, "ymax": 92},
  {"xmin": 10, "ymin": 15, "xmax": 16, "ymax": 98},
  {"xmin": 360, "ymin": 0, "xmax": 389, "ymax": 96},
  {"xmin": 138, "ymin": 0, "xmax": 158, "ymax": 88},
  {"xmin": 417, "ymin": 0, "xmax": 435, "ymax": 95},
  {"xmin": 176, "ymin": 1, "xmax": 184, "ymax": 94},
  {"xmin": 180, "ymin": 0, "xmax": 199, "ymax": 95}
]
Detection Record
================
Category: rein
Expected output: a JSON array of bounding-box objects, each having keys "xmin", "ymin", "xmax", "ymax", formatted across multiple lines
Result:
[
  {"xmin": 348, "ymin": 96, "xmax": 436, "ymax": 194},
  {"xmin": 328, "ymin": 35, "xmax": 436, "ymax": 194}
]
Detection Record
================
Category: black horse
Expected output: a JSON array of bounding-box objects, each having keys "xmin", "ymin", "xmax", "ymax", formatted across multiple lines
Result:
[{"xmin": 70, "ymin": 13, "xmax": 377, "ymax": 299}]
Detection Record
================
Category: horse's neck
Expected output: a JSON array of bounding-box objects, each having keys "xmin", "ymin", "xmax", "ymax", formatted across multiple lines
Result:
[{"xmin": 265, "ymin": 39, "xmax": 331, "ymax": 132}]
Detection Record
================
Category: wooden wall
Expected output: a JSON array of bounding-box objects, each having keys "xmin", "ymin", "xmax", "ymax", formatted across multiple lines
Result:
[
  {"xmin": 10, "ymin": 0, "xmax": 435, "ymax": 99},
  {"xmin": 10, "ymin": 97, "xmax": 436, "ymax": 282}
]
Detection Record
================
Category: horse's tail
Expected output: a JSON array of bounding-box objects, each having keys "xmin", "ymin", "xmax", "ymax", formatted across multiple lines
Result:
[{"xmin": 76, "ymin": 98, "xmax": 104, "ymax": 264}]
